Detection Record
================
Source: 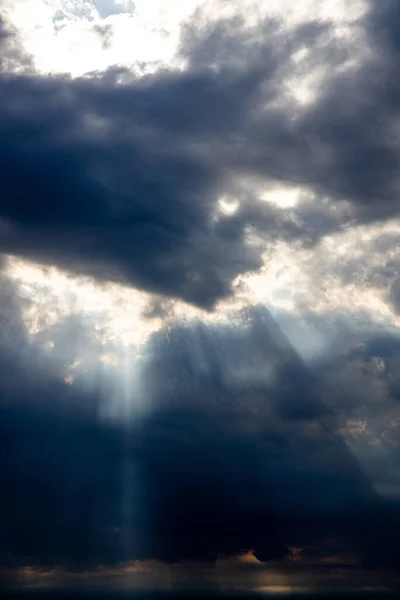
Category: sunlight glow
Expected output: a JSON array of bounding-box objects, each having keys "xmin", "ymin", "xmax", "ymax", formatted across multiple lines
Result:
[
  {"xmin": 4, "ymin": 255, "xmax": 161, "ymax": 348},
  {"xmin": 260, "ymin": 186, "xmax": 300, "ymax": 209},
  {"xmin": 3, "ymin": 0, "xmax": 368, "ymax": 77},
  {"xmin": 255, "ymin": 585, "xmax": 296, "ymax": 594},
  {"xmin": 246, "ymin": 219, "xmax": 400, "ymax": 327},
  {"xmin": 3, "ymin": 254, "xmax": 252, "ymax": 377}
]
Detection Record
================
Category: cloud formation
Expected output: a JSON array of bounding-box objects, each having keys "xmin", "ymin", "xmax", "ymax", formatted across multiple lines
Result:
[
  {"xmin": 0, "ymin": 9, "xmax": 359, "ymax": 308},
  {"xmin": 1, "ymin": 0, "xmax": 400, "ymax": 581},
  {"xmin": 0, "ymin": 271, "xmax": 399, "ymax": 570},
  {"xmin": 1, "ymin": 1, "xmax": 400, "ymax": 311}
]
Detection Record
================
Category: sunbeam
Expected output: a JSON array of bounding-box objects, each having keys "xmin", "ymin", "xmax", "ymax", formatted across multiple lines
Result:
[{"xmin": 2, "ymin": 0, "xmax": 400, "ymax": 596}]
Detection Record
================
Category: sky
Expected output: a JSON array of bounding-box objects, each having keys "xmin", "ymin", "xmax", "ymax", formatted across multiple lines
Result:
[{"xmin": 1, "ymin": 0, "xmax": 400, "ymax": 595}]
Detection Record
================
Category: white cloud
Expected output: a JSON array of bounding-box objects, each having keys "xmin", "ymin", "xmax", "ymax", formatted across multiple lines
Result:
[
  {"xmin": 3, "ymin": 0, "xmax": 368, "ymax": 77},
  {"xmin": 246, "ymin": 219, "xmax": 400, "ymax": 326}
]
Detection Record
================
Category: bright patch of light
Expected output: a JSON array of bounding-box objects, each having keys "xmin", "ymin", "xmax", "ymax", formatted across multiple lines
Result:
[
  {"xmin": 218, "ymin": 196, "xmax": 240, "ymax": 215},
  {"xmin": 284, "ymin": 68, "xmax": 325, "ymax": 107},
  {"xmin": 4, "ymin": 0, "xmax": 201, "ymax": 76},
  {"xmin": 260, "ymin": 186, "xmax": 300, "ymax": 209},
  {"xmin": 246, "ymin": 219, "xmax": 400, "ymax": 327},
  {"xmin": 4, "ymin": 254, "xmax": 254, "ymax": 364},
  {"xmin": 3, "ymin": 0, "xmax": 368, "ymax": 77},
  {"xmin": 5, "ymin": 255, "xmax": 161, "ymax": 348},
  {"xmin": 4, "ymin": 256, "xmax": 164, "ymax": 419},
  {"xmin": 213, "ymin": 196, "xmax": 240, "ymax": 224}
]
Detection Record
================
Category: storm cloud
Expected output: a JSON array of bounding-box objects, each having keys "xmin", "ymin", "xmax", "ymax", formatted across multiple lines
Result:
[
  {"xmin": 0, "ymin": 4, "xmax": 384, "ymax": 308},
  {"xmin": 1, "ymin": 0, "xmax": 400, "ymax": 583},
  {"xmin": 0, "ymin": 271, "xmax": 399, "ymax": 569}
]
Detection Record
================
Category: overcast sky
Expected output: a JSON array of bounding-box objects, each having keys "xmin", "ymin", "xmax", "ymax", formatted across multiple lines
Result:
[{"xmin": 1, "ymin": 0, "xmax": 400, "ymax": 595}]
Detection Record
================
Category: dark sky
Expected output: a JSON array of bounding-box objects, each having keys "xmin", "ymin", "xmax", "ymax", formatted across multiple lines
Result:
[{"xmin": 1, "ymin": 0, "xmax": 400, "ymax": 592}]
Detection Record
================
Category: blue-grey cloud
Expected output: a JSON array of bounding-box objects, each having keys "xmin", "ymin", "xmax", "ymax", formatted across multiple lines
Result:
[
  {"xmin": 0, "ymin": 14, "xmax": 350, "ymax": 309},
  {"xmin": 0, "ymin": 271, "xmax": 398, "ymax": 569},
  {"xmin": 1, "ymin": 2, "xmax": 399, "ymax": 308},
  {"xmin": 1, "ymin": 0, "xmax": 400, "ymax": 576}
]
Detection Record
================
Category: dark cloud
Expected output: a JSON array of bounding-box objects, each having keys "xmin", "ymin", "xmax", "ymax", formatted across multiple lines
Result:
[
  {"xmin": 1, "ymin": 0, "xmax": 400, "ymax": 578},
  {"xmin": 0, "ymin": 14, "xmax": 350, "ymax": 309},
  {"xmin": 1, "ymin": 285, "xmax": 398, "ymax": 569},
  {"xmin": 182, "ymin": 0, "xmax": 400, "ymax": 224},
  {"xmin": 0, "ymin": 68, "xmax": 255, "ymax": 308},
  {"xmin": 293, "ymin": 1, "xmax": 400, "ymax": 221},
  {"xmin": 1, "ymin": 1, "xmax": 400, "ymax": 307}
]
